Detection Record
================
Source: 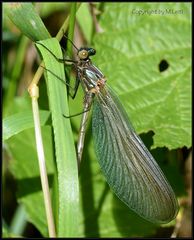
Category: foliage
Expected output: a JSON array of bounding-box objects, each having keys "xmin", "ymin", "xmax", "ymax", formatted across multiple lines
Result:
[
  {"xmin": 93, "ymin": 2, "xmax": 191, "ymax": 150},
  {"xmin": 3, "ymin": 2, "xmax": 191, "ymax": 238}
]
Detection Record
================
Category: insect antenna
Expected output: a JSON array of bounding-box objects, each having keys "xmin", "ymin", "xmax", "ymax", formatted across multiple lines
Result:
[{"xmin": 61, "ymin": 30, "xmax": 79, "ymax": 51}]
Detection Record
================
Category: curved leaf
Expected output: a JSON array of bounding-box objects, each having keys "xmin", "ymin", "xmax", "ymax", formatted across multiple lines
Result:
[
  {"xmin": 3, "ymin": 110, "xmax": 50, "ymax": 141},
  {"xmin": 5, "ymin": 3, "xmax": 50, "ymax": 41}
]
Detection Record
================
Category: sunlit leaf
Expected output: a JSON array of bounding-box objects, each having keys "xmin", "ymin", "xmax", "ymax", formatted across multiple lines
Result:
[{"xmin": 93, "ymin": 2, "xmax": 191, "ymax": 149}]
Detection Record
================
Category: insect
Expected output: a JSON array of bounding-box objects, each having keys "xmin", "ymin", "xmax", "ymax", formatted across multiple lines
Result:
[{"xmin": 36, "ymin": 37, "xmax": 179, "ymax": 224}]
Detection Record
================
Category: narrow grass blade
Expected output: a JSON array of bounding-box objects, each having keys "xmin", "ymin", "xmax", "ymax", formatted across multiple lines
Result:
[{"xmin": 36, "ymin": 38, "xmax": 79, "ymax": 237}]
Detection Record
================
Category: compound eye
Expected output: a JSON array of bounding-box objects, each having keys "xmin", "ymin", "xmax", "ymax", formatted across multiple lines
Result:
[
  {"xmin": 78, "ymin": 49, "xmax": 88, "ymax": 59},
  {"xmin": 89, "ymin": 48, "xmax": 96, "ymax": 56}
]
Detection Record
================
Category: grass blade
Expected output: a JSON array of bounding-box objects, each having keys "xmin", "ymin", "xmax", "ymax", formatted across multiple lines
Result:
[
  {"xmin": 3, "ymin": 110, "xmax": 50, "ymax": 141},
  {"xmin": 36, "ymin": 38, "xmax": 79, "ymax": 237}
]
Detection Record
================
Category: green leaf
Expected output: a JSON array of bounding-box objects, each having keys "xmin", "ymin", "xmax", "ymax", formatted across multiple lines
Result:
[
  {"xmin": 3, "ymin": 110, "xmax": 50, "ymax": 141},
  {"xmin": 9, "ymin": 204, "xmax": 27, "ymax": 236},
  {"xmin": 3, "ymin": 220, "xmax": 10, "ymax": 237},
  {"xmin": 4, "ymin": 2, "xmax": 50, "ymax": 41},
  {"xmin": 93, "ymin": 2, "xmax": 191, "ymax": 149},
  {"xmin": 4, "ymin": 95, "xmax": 32, "ymax": 116},
  {"xmin": 7, "ymin": 127, "xmax": 55, "ymax": 237},
  {"xmin": 76, "ymin": 3, "xmax": 93, "ymax": 43},
  {"xmin": 36, "ymin": 38, "xmax": 79, "ymax": 237},
  {"xmin": 39, "ymin": 3, "xmax": 71, "ymax": 18},
  {"xmin": 67, "ymin": 3, "xmax": 77, "ymax": 58},
  {"xmin": 3, "ymin": 36, "xmax": 30, "ymax": 117}
]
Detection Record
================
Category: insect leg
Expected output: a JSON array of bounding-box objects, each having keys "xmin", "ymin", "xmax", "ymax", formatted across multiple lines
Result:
[
  {"xmin": 35, "ymin": 41, "xmax": 78, "ymax": 64},
  {"xmin": 40, "ymin": 65, "xmax": 74, "ymax": 90},
  {"xmin": 77, "ymin": 92, "xmax": 94, "ymax": 166},
  {"xmin": 65, "ymin": 67, "xmax": 80, "ymax": 99}
]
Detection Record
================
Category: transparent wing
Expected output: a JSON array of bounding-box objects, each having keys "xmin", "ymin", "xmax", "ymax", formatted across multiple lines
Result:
[{"xmin": 92, "ymin": 86, "xmax": 179, "ymax": 223}]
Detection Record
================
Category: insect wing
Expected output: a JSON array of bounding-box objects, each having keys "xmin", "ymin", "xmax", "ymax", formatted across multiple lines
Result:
[{"xmin": 92, "ymin": 86, "xmax": 179, "ymax": 223}]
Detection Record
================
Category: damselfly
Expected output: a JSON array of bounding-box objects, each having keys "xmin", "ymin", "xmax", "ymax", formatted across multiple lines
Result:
[{"xmin": 37, "ymin": 38, "xmax": 179, "ymax": 224}]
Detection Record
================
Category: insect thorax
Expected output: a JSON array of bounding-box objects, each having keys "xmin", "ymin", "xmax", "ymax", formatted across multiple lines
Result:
[{"xmin": 78, "ymin": 59, "xmax": 105, "ymax": 92}]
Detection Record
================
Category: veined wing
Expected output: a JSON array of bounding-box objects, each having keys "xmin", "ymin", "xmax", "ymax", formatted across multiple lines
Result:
[{"xmin": 92, "ymin": 85, "xmax": 179, "ymax": 223}]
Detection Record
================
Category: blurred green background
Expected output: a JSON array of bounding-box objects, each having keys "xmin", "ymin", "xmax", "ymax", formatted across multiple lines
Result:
[{"xmin": 2, "ymin": 2, "xmax": 191, "ymax": 238}]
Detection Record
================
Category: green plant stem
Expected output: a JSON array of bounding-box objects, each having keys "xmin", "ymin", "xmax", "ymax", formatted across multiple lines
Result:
[
  {"xmin": 30, "ymin": 84, "xmax": 56, "ymax": 237},
  {"xmin": 67, "ymin": 3, "xmax": 77, "ymax": 58},
  {"xmin": 56, "ymin": 2, "xmax": 81, "ymax": 42},
  {"xmin": 65, "ymin": 3, "xmax": 77, "ymax": 85}
]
